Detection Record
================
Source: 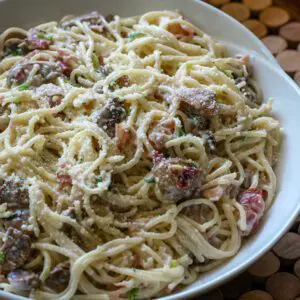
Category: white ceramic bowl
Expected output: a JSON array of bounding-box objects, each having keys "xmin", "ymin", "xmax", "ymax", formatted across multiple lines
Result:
[{"xmin": 1, "ymin": 1, "xmax": 300, "ymax": 300}]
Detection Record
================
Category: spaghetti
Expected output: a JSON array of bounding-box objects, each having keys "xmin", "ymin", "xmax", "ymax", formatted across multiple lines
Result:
[{"xmin": 0, "ymin": 10, "xmax": 281, "ymax": 299}]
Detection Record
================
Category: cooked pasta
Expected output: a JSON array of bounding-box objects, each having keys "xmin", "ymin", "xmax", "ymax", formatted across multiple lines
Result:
[{"xmin": 0, "ymin": 10, "xmax": 281, "ymax": 299}]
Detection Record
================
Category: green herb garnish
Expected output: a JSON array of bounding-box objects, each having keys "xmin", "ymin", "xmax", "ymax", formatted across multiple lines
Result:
[
  {"xmin": 190, "ymin": 162, "xmax": 198, "ymax": 169},
  {"xmin": 176, "ymin": 126, "xmax": 185, "ymax": 137},
  {"xmin": 170, "ymin": 260, "xmax": 178, "ymax": 268},
  {"xmin": 92, "ymin": 53, "xmax": 100, "ymax": 70},
  {"xmin": 223, "ymin": 69, "xmax": 234, "ymax": 79},
  {"xmin": 0, "ymin": 251, "xmax": 5, "ymax": 263},
  {"xmin": 96, "ymin": 175, "xmax": 103, "ymax": 187},
  {"xmin": 129, "ymin": 32, "xmax": 146, "ymax": 41},
  {"xmin": 18, "ymin": 84, "xmax": 30, "ymax": 91},
  {"xmin": 37, "ymin": 32, "xmax": 53, "ymax": 41},
  {"xmin": 128, "ymin": 288, "xmax": 139, "ymax": 300},
  {"xmin": 11, "ymin": 48, "xmax": 23, "ymax": 56},
  {"xmin": 144, "ymin": 177, "xmax": 156, "ymax": 184}
]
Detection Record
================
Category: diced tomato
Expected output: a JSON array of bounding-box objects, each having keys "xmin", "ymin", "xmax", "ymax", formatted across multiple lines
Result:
[
  {"xmin": 172, "ymin": 166, "xmax": 199, "ymax": 189},
  {"xmin": 57, "ymin": 50, "xmax": 78, "ymax": 77},
  {"xmin": 115, "ymin": 123, "xmax": 135, "ymax": 151},
  {"xmin": 239, "ymin": 189, "xmax": 265, "ymax": 236},
  {"xmin": 57, "ymin": 174, "xmax": 72, "ymax": 187},
  {"xmin": 168, "ymin": 23, "xmax": 195, "ymax": 39},
  {"xmin": 152, "ymin": 151, "xmax": 165, "ymax": 165}
]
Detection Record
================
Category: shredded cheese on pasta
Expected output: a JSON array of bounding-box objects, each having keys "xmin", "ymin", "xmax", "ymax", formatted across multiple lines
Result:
[{"xmin": 0, "ymin": 10, "xmax": 281, "ymax": 300}]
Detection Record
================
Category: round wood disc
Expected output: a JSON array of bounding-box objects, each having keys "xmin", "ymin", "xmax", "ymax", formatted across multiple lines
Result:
[
  {"xmin": 266, "ymin": 272, "xmax": 300, "ymax": 300},
  {"xmin": 248, "ymin": 251, "xmax": 280, "ymax": 279},
  {"xmin": 207, "ymin": 0, "xmax": 230, "ymax": 6},
  {"xmin": 199, "ymin": 288, "xmax": 223, "ymax": 300},
  {"xmin": 242, "ymin": 19, "xmax": 268, "ymax": 38},
  {"xmin": 260, "ymin": 6, "xmax": 290, "ymax": 28},
  {"xmin": 276, "ymin": 50, "xmax": 300, "ymax": 73},
  {"xmin": 262, "ymin": 35, "xmax": 287, "ymax": 54},
  {"xmin": 221, "ymin": 272, "xmax": 252, "ymax": 299},
  {"xmin": 294, "ymin": 259, "xmax": 300, "ymax": 278},
  {"xmin": 243, "ymin": 0, "xmax": 272, "ymax": 12},
  {"xmin": 294, "ymin": 71, "xmax": 300, "ymax": 87},
  {"xmin": 279, "ymin": 22, "xmax": 300, "ymax": 43},
  {"xmin": 221, "ymin": 3, "xmax": 251, "ymax": 22},
  {"xmin": 240, "ymin": 290, "xmax": 274, "ymax": 300}
]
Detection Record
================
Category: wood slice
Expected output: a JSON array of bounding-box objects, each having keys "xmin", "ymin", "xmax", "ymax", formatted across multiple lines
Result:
[
  {"xmin": 220, "ymin": 272, "xmax": 252, "ymax": 299},
  {"xmin": 243, "ymin": 0, "xmax": 272, "ymax": 12},
  {"xmin": 242, "ymin": 19, "xmax": 268, "ymax": 38},
  {"xmin": 248, "ymin": 251, "xmax": 280, "ymax": 280},
  {"xmin": 276, "ymin": 50, "xmax": 300, "ymax": 74},
  {"xmin": 199, "ymin": 288, "xmax": 223, "ymax": 300},
  {"xmin": 262, "ymin": 35, "xmax": 287, "ymax": 55},
  {"xmin": 260, "ymin": 6, "xmax": 290, "ymax": 28},
  {"xmin": 221, "ymin": 3, "xmax": 251, "ymax": 22},
  {"xmin": 207, "ymin": 0, "xmax": 230, "ymax": 7},
  {"xmin": 239, "ymin": 290, "xmax": 274, "ymax": 300},
  {"xmin": 279, "ymin": 22, "xmax": 300, "ymax": 48},
  {"xmin": 294, "ymin": 259, "xmax": 300, "ymax": 278},
  {"xmin": 294, "ymin": 71, "xmax": 300, "ymax": 86},
  {"xmin": 266, "ymin": 272, "xmax": 300, "ymax": 300},
  {"xmin": 289, "ymin": 215, "xmax": 300, "ymax": 232}
]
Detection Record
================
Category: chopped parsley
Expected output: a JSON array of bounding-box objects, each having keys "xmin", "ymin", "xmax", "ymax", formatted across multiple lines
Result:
[
  {"xmin": 223, "ymin": 69, "xmax": 234, "ymax": 79},
  {"xmin": 170, "ymin": 260, "xmax": 178, "ymax": 268},
  {"xmin": 243, "ymin": 135, "xmax": 249, "ymax": 143},
  {"xmin": 37, "ymin": 32, "xmax": 54, "ymax": 41},
  {"xmin": 144, "ymin": 177, "xmax": 156, "ymax": 184},
  {"xmin": 190, "ymin": 162, "xmax": 198, "ymax": 169},
  {"xmin": 14, "ymin": 96, "xmax": 22, "ymax": 104},
  {"xmin": 18, "ymin": 84, "xmax": 30, "ymax": 91},
  {"xmin": 0, "ymin": 251, "xmax": 5, "ymax": 263},
  {"xmin": 92, "ymin": 53, "xmax": 100, "ymax": 70},
  {"xmin": 10, "ymin": 48, "xmax": 23, "ymax": 56},
  {"xmin": 129, "ymin": 32, "xmax": 146, "ymax": 41},
  {"xmin": 96, "ymin": 175, "xmax": 103, "ymax": 187},
  {"xmin": 176, "ymin": 126, "xmax": 185, "ymax": 137},
  {"xmin": 128, "ymin": 288, "xmax": 139, "ymax": 300}
]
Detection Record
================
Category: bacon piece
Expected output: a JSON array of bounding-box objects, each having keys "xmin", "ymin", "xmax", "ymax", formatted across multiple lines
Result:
[
  {"xmin": 239, "ymin": 189, "xmax": 265, "ymax": 236},
  {"xmin": 8, "ymin": 269, "xmax": 39, "ymax": 291},
  {"xmin": 0, "ymin": 228, "xmax": 31, "ymax": 274},
  {"xmin": 22, "ymin": 28, "xmax": 53, "ymax": 50},
  {"xmin": 0, "ymin": 179, "xmax": 29, "ymax": 209},
  {"xmin": 45, "ymin": 264, "xmax": 70, "ymax": 292},
  {"xmin": 176, "ymin": 88, "xmax": 220, "ymax": 117},
  {"xmin": 149, "ymin": 119, "xmax": 175, "ymax": 150},
  {"xmin": 95, "ymin": 98, "xmax": 127, "ymax": 138},
  {"xmin": 152, "ymin": 156, "xmax": 203, "ymax": 203},
  {"xmin": 115, "ymin": 123, "xmax": 135, "ymax": 151},
  {"xmin": 7, "ymin": 61, "xmax": 62, "ymax": 88},
  {"xmin": 168, "ymin": 23, "xmax": 195, "ymax": 39}
]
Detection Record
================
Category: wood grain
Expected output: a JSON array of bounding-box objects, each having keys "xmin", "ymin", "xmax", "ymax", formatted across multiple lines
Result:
[
  {"xmin": 259, "ymin": 6, "xmax": 290, "ymax": 28},
  {"xmin": 266, "ymin": 272, "xmax": 300, "ymax": 300},
  {"xmin": 242, "ymin": 19, "xmax": 268, "ymax": 38},
  {"xmin": 276, "ymin": 50, "xmax": 300, "ymax": 73},
  {"xmin": 243, "ymin": 0, "xmax": 272, "ymax": 12},
  {"xmin": 221, "ymin": 3, "xmax": 251, "ymax": 22},
  {"xmin": 239, "ymin": 290, "xmax": 274, "ymax": 300},
  {"xmin": 248, "ymin": 251, "xmax": 280, "ymax": 279}
]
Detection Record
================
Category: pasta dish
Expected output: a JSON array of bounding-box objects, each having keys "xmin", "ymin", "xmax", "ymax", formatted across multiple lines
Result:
[{"xmin": 0, "ymin": 10, "xmax": 281, "ymax": 300}]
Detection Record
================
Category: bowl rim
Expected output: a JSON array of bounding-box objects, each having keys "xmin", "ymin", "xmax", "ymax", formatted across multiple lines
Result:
[
  {"xmin": 192, "ymin": 0, "xmax": 279, "ymax": 66},
  {"xmin": 162, "ymin": 50, "xmax": 300, "ymax": 300},
  {"xmin": 0, "ymin": 1, "xmax": 299, "ymax": 300}
]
